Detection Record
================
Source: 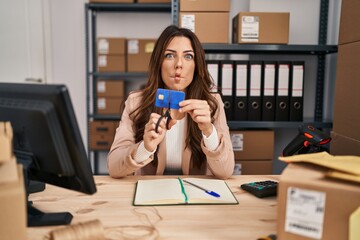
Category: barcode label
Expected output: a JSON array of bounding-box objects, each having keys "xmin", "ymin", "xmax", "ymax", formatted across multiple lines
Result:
[{"xmin": 285, "ymin": 187, "xmax": 326, "ymax": 239}]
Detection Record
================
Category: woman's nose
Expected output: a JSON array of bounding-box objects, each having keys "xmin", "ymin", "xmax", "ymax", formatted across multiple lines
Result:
[{"xmin": 175, "ymin": 56, "xmax": 182, "ymax": 69}]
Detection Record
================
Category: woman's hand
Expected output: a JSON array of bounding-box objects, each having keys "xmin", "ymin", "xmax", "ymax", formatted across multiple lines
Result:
[
  {"xmin": 143, "ymin": 113, "xmax": 176, "ymax": 152},
  {"xmin": 179, "ymin": 99, "xmax": 213, "ymax": 137}
]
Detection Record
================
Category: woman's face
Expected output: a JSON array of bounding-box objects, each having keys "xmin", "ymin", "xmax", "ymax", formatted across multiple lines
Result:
[{"xmin": 161, "ymin": 36, "xmax": 195, "ymax": 91}]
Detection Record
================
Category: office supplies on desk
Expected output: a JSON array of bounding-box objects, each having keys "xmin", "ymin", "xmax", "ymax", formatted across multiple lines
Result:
[
  {"xmin": 241, "ymin": 180, "xmax": 278, "ymax": 198},
  {"xmin": 133, "ymin": 178, "xmax": 238, "ymax": 206},
  {"xmin": 182, "ymin": 179, "xmax": 220, "ymax": 198}
]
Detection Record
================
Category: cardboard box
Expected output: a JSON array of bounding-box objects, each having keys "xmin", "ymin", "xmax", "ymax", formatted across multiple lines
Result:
[
  {"xmin": 97, "ymin": 37, "xmax": 126, "ymax": 55},
  {"xmin": 90, "ymin": 133, "xmax": 115, "ymax": 150},
  {"xmin": 137, "ymin": 0, "xmax": 170, "ymax": 3},
  {"xmin": 330, "ymin": 131, "xmax": 360, "ymax": 156},
  {"xmin": 98, "ymin": 55, "xmax": 126, "ymax": 72},
  {"xmin": 0, "ymin": 122, "xmax": 13, "ymax": 163},
  {"xmin": 90, "ymin": 121, "xmax": 117, "ymax": 135},
  {"xmin": 179, "ymin": 12, "xmax": 229, "ymax": 43},
  {"xmin": 127, "ymin": 39, "xmax": 156, "ymax": 72},
  {"xmin": 97, "ymin": 80, "xmax": 125, "ymax": 98},
  {"xmin": 333, "ymin": 41, "xmax": 360, "ymax": 140},
  {"xmin": 338, "ymin": 0, "xmax": 360, "ymax": 44},
  {"xmin": 0, "ymin": 164, "xmax": 27, "ymax": 240},
  {"xmin": 230, "ymin": 130, "xmax": 274, "ymax": 160},
  {"xmin": 97, "ymin": 97, "xmax": 123, "ymax": 115},
  {"xmin": 234, "ymin": 160, "xmax": 272, "ymax": 175},
  {"xmin": 232, "ymin": 12, "xmax": 289, "ymax": 44},
  {"xmin": 180, "ymin": 0, "xmax": 230, "ymax": 12},
  {"xmin": 0, "ymin": 159, "xmax": 18, "ymax": 184},
  {"xmin": 277, "ymin": 163, "xmax": 360, "ymax": 240}
]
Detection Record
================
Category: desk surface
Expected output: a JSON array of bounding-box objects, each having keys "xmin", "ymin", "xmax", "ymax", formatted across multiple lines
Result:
[{"xmin": 28, "ymin": 175, "xmax": 278, "ymax": 240}]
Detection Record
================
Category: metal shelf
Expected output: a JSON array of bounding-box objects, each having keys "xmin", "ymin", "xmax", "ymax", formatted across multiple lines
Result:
[
  {"xmin": 227, "ymin": 120, "xmax": 332, "ymax": 130},
  {"xmin": 90, "ymin": 114, "xmax": 332, "ymax": 130},
  {"xmin": 202, "ymin": 44, "xmax": 338, "ymax": 55},
  {"xmin": 92, "ymin": 72, "xmax": 148, "ymax": 81},
  {"xmin": 91, "ymin": 114, "xmax": 120, "ymax": 121},
  {"xmin": 87, "ymin": 3, "xmax": 171, "ymax": 12}
]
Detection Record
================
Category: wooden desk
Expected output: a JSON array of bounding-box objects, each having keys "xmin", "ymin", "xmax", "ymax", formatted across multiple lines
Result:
[{"xmin": 28, "ymin": 175, "xmax": 278, "ymax": 240}]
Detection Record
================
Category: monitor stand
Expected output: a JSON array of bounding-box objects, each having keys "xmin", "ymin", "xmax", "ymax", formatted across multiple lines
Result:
[
  {"xmin": 27, "ymin": 203, "xmax": 73, "ymax": 227},
  {"xmin": 15, "ymin": 150, "xmax": 73, "ymax": 226}
]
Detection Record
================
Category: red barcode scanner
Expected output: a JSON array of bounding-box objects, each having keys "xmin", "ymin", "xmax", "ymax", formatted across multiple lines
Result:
[{"xmin": 282, "ymin": 124, "xmax": 331, "ymax": 156}]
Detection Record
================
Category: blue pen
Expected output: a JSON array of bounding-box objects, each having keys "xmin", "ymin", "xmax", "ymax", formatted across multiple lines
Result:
[{"xmin": 182, "ymin": 179, "xmax": 221, "ymax": 198}]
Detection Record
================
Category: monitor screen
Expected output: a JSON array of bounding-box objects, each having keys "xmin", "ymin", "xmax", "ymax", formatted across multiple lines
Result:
[{"xmin": 0, "ymin": 82, "xmax": 97, "ymax": 226}]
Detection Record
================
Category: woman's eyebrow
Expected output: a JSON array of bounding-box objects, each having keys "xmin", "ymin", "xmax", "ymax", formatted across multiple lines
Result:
[{"xmin": 165, "ymin": 49, "xmax": 194, "ymax": 53}]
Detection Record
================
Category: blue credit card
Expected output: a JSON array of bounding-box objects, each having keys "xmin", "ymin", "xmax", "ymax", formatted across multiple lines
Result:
[{"xmin": 155, "ymin": 88, "xmax": 185, "ymax": 110}]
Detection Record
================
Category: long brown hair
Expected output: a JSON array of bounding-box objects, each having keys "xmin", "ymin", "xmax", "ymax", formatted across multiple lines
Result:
[{"xmin": 127, "ymin": 25, "xmax": 218, "ymax": 168}]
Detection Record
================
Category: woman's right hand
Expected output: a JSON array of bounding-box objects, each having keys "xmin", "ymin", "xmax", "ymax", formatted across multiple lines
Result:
[{"xmin": 143, "ymin": 113, "xmax": 173, "ymax": 152}]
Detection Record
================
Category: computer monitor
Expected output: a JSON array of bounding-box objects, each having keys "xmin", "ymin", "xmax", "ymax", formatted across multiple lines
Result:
[{"xmin": 0, "ymin": 82, "xmax": 97, "ymax": 227}]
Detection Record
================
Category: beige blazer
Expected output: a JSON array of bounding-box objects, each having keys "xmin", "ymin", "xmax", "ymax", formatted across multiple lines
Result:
[{"xmin": 107, "ymin": 91, "xmax": 235, "ymax": 180}]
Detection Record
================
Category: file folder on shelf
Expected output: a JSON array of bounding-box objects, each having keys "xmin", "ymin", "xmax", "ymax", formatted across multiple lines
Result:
[
  {"xmin": 289, "ymin": 61, "xmax": 305, "ymax": 121},
  {"xmin": 207, "ymin": 61, "xmax": 221, "ymax": 93},
  {"xmin": 262, "ymin": 62, "xmax": 276, "ymax": 121},
  {"xmin": 220, "ymin": 61, "xmax": 234, "ymax": 121},
  {"xmin": 234, "ymin": 61, "xmax": 249, "ymax": 121},
  {"xmin": 248, "ymin": 61, "xmax": 262, "ymax": 121},
  {"xmin": 275, "ymin": 62, "xmax": 291, "ymax": 121}
]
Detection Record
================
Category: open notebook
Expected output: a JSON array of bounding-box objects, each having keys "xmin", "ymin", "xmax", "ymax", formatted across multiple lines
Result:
[{"xmin": 133, "ymin": 178, "xmax": 239, "ymax": 206}]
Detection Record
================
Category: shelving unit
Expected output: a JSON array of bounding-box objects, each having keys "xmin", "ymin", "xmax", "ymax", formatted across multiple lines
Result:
[
  {"xmin": 85, "ymin": 0, "xmax": 337, "ymax": 174},
  {"xmin": 172, "ymin": 0, "xmax": 336, "ymax": 128},
  {"xmin": 85, "ymin": 2, "xmax": 172, "ymax": 174}
]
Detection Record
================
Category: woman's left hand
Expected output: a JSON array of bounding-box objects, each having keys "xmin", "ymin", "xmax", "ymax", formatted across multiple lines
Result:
[{"xmin": 179, "ymin": 99, "xmax": 213, "ymax": 137}]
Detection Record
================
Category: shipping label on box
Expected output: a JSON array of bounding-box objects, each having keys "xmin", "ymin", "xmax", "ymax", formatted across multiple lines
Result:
[
  {"xmin": 241, "ymin": 16, "xmax": 259, "ymax": 42},
  {"xmin": 284, "ymin": 187, "xmax": 326, "ymax": 239},
  {"xmin": 231, "ymin": 133, "xmax": 243, "ymax": 151}
]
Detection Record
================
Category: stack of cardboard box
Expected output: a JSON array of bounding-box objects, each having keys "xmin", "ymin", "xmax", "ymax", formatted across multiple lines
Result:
[
  {"xmin": 96, "ymin": 80, "xmax": 125, "ymax": 115},
  {"xmin": 127, "ymin": 38, "xmax": 156, "ymax": 72},
  {"xmin": 231, "ymin": 130, "xmax": 274, "ymax": 175},
  {"xmin": 179, "ymin": 0, "xmax": 230, "ymax": 43},
  {"xmin": 0, "ymin": 122, "xmax": 26, "ymax": 240},
  {"xmin": 331, "ymin": 0, "xmax": 360, "ymax": 156},
  {"xmin": 90, "ymin": 120, "xmax": 118, "ymax": 150},
  {"xmin": 97, "ymin": 37, "xmax": 126, "ymax": 72}
]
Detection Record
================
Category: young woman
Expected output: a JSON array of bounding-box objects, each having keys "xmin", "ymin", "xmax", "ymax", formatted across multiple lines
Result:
[{"xmin": 107, "ymin": 25, "xmax": 234, "ymax": 179}]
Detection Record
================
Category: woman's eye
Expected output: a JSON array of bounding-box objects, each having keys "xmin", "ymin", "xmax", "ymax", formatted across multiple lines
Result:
[
  {"xmin": 165, "ymin": 53, "xmax": 174, "ymax": 59},
  {"xmin": 184, "ymin": 54, "xmax": 194, "ymax": 60}
]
